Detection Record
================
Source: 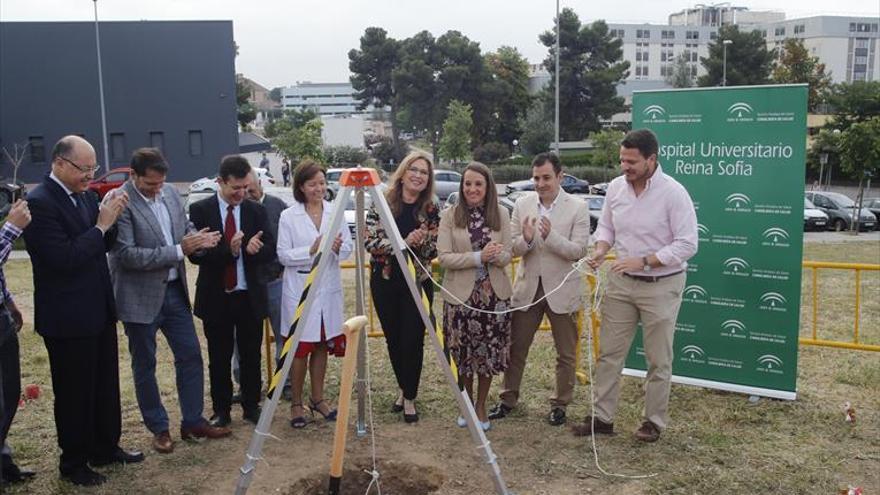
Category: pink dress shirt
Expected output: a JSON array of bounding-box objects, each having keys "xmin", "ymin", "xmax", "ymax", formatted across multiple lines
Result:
[{"xmin": 594, "ymin": 164, "xmax": 698, "ymax": 276}]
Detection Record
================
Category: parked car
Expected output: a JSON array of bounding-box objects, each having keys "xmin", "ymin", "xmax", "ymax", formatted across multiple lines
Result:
[
  {"xmin": 88, "ymin": 167, "xmax": 131, "ymax": 199},
  {"xmin": 572, "ymin": 194, "xmax": 606, "ymax": 233},
  {"xmin": 803, "ymin": 198, "xmax": 829, "ymax": 231},
  {"xmin": 188, "ymin": 168, "xmax": 275, "ymax": 193},
  {"xmin": 589, "ymin": 182, "xmax": 608, "ymax": 196},
  {"xmin": 443, "ymin": 191, "xmax": 459, "ymax": 210},
  {"xmin": 505, "ymin": 173, "xmax": 589, "ymax": 195},
  {"xmin": 433, "ymin": 169, "xmax": 462, "ymax": 201},
  {"xmin": 805, "ymin": 191, "xmax": 876, "ymax": 231},
  {"xmin": 499, "ymin": 190, "xmax": 533, "ymax": 215},
  {"xmin": 863, "ymin": 197, "xmax": 880, "ymax": 219}
]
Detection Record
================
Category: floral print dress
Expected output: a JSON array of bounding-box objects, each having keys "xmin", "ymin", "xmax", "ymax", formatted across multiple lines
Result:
[{"xmin": 442, "ymin": 206, "xmax": 512, "ymax": 378}]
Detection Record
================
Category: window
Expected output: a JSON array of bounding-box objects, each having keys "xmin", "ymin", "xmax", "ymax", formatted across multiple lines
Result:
[
  {"xmin": 110, "ymin": 133, "xmax": 125, "ymax": 162},
  {"xmin": 661, "ymin": 46, "xmax": 674, "ymax": 62},
  {"xmin": 691, "ymin": 65, "xmax": 698, "ymax": 77},
  {"xmin": 610, "ymin": 29, "xmax": 625, "ymax": 38},
  {"xmin": 794, "ymin": 24, "xmax": 805, "ymax": 35},
  {"xmin": 850, "ymin": 23, "xmax": 856, "ymax": 32},
  {"xmin": 28, "ymin": 136, "xmax": 45, "ymax": 163},
  {"xmin": 710, "ymin": 31, "xmax": 718, "ymax": 40},
  {"xmin": 636, "ymin": 29, "xmax": 651, "ymax": 39},
  {"xmin": 188, "ymin": 130, "xmax": 203, "ymax": 156},
  {"xmin": 661, "ymin": 30, "xmax": 675, "ymax": 39},
  {"xmin": 149, "ymin": 131, "xmax": 164, "ymax": 151},
  {"xmin": 661, "ymin": 65, "xmax": 673, "ymax": 77},
  {"xmin": 686, "ymin": 30, "xmax": 699, "ymax": 40},
  {"xmin": 774, "ymin": 27, "xmax": 786, "ymax": 36}
]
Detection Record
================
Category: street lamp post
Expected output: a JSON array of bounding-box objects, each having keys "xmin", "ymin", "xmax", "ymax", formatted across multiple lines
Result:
[
  {"xmin": 93, "ymin": 0, "xmax": 110, "ymax": 171},
  {"xmin": 554, "ymin": 0, "xmax": 560, "ymax": 155},
  {"xmin": 722, "ymin": 39, "xmax": 733, "ymax": 87}
]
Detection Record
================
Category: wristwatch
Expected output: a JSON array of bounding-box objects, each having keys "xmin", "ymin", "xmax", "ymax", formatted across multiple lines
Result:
[{"xmin": 642, "ymin": 256, "xmax": 652, "ymax": 272}]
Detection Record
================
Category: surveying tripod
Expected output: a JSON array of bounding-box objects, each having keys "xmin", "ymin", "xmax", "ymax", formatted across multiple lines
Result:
[{"xmin": 234, "ymin": 167, "xmax": 511, "ymax": 494}]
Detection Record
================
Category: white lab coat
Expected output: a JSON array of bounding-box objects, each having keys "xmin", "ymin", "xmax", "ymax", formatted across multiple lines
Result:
[{"xmin": 277, "ymin": 200, "xmax": 353, "ymax": 340}]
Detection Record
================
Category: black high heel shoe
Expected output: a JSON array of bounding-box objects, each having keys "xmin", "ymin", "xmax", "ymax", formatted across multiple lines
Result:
[
  {"xmin": 308, "ymin": 398, "xmax": 337, "ymax": 421},
  {"xmin": 403, "ymin": 400, "xmax": 419, "ymax": 423},
  {"xmin": 391, "ymin": 395, "xmax": 404, "ymax": 413},
  {"xmin": 290, "ymin": 403, "xmax": 307, "ymax": 429}
]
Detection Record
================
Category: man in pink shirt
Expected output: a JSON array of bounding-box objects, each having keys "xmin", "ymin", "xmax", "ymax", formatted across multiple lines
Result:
[{"xmin": 572, "ymin": 129, "xmax": 697, "ymax": 442}]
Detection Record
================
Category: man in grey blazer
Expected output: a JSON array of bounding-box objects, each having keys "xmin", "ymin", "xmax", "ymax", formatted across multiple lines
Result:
[
  {"xmin": 489, "ymin": 153, "xmax": 590, "ymax": 426},
  {"xmin": 110, "ymin": 148, "xmax": 230, "ymax": 454}
]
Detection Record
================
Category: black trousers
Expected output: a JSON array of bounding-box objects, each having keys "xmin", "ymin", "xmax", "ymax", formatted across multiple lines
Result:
[
  {"xmin": 202, "ymin": 291, "xmax": 262, "ymax": 415},
  {"xmin": 371, "ymin": 269, "xmax": 434, "ymax": 401},
  {"xmin": 43, "ymin": 323, "xmax": 121, "ymax": 473},
  {"xmin": 1, "ymin": 319, "xmax": 21, "ymax": 479}
]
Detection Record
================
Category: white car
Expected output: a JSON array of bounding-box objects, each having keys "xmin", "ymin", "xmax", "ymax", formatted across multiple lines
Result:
[
  {"xmin": 803, "ymin": 198, "xmax": 829, "ymax": 231},
  {"xmin": 188, "ymin": 168, "xmax": 275, "ymax": 193},
  {"xmin": 433, "ymin": 169, "xmax": 462, "ymax": 201}
]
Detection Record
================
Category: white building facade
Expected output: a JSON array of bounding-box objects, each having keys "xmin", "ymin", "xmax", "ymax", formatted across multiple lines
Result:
[{"xmin": 281, "ymin": 82, "xmax": 375, "ymax": 116}]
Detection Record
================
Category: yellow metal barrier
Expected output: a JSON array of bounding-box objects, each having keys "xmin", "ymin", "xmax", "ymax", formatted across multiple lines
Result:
[{"xmin": 801, "ymin": 260, "xmax": 880, "ymax": 352}]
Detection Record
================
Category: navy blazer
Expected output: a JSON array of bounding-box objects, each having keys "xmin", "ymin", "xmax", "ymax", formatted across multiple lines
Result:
[
  {"xmin": 23, "ymin": 175, "xmax": 117, "ymax": 338},
  {"xmin": 187, "ymin": 195, "xmax": 274, "ymax": 321}
]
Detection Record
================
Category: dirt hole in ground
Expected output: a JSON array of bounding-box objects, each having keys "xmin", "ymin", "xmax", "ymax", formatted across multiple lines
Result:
[{"xmin": 284, "ymin": 458, "xmax": 445, "ymax": 494}]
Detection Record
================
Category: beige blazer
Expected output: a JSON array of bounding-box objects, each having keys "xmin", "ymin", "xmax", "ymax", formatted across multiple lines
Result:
[
  {"xmin": 437, "ymin": 205, "xmax": 513, "ymax": 305},
  {"xmin": 510, "ymin": 190, "xmax": 590, "ymax": 314}
]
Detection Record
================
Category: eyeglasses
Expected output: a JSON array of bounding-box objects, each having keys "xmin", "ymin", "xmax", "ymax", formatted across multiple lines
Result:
[
  {"xmin": 407, "ymin": 166, "xmax": 430, "ymax": 177},
  {"xmin": 58, "ymin": 156, "xmax": 100, "ymax": 175}
]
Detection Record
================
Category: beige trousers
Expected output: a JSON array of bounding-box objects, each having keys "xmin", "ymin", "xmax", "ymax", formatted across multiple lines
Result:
[
  {"xmin": 593, "ymin": 271, "xmax": 685, "ymax": 429},
  {"xmin": 499, "ymin": 282, "xmax": 579, "ymax": 410}
]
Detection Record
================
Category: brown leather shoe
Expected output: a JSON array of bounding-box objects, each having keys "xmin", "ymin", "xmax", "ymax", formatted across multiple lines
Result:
[
  {"xmin": 634, "ymin": 421, "xmax": 661, "ymax": 442},
  {"xmin": 571, "ymin": 416, "xmax": 614, "ymax": 437},
  {"xmin": 152, "ymin": 431, "xmax": 174, "ymax": 454},
  {"xmin": 180, "ymin": 421, "xmax": 232, "ymax": 441}
]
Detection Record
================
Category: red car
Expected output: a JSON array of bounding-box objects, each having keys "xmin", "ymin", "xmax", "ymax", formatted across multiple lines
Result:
[{"xmin": 88, "ymin": 167, "xmax": 131, "ymax": 199}]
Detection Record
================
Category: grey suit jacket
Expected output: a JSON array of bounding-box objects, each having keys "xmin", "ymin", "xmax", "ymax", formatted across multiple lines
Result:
[{"xmin": 109, "ymin": 181, "xmax": 192, "ymax": 324}]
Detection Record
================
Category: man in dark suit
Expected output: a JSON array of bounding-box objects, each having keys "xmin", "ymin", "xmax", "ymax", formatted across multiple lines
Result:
[
  {"xmin": 109, "ymin": 148, "xmax": 230, "ymax": 455},
  {"xmin": 188, "ymin": 155, "xmax": 274, "ymax": 426},
  {"xmin": 23, "ymin": 135, "xmax": 144, "ymax": 487}
]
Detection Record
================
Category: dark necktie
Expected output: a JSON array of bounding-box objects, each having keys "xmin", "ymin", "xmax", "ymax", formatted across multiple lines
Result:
[
  {"xmin": 72, "ymin": 193, "xmax": 90, "ymax": 225},
  {"xmin": 224, "ymin": 205, "xmax": 237, "ymax": 291}
]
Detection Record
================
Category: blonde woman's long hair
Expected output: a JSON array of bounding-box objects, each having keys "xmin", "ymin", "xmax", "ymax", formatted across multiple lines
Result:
[
  {"xmin": 385, "ymin": 151, "xmax": 435, "ymax": 218},
  {"xmin": 452, "ymin": 162, "xmax": 500, "ymax": 231}
]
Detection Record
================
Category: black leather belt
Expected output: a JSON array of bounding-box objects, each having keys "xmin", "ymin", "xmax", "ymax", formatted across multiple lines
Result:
[{"xmin": 622, "ymin": 271, "xmax": 683, "ymax": 283}]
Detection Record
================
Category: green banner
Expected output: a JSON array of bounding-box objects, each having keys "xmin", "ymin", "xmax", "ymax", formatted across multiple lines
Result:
[{"xmin": 627, "ymin": 85, "xmax": 807, "ymax": 400}]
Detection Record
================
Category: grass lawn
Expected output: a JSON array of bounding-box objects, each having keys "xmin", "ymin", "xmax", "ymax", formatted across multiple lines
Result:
[{"xmin": 1, "ymin": 241, "xmax": 877, "ymax": 494}]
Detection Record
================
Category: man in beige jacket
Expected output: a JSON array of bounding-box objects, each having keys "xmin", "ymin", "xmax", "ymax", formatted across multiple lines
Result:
[{"xmin": 489, "ymin": 153, "xmax": 590, "ymax": 426}]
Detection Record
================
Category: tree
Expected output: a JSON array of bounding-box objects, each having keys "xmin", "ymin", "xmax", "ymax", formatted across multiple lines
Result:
[
  {"xmin": 235, "ymin": 76, "xmax": 257, "ymax": 130},
  {"xmin": 666, "ymin": 53, "xmax": 694, "ymax": 88},
  {"xmin": 393, "ymin": 31, "xmax": 442, "ymax": 156},
  {"xmin": 439, "ymin": 100, "xmax": 473, "ymax": 164},
  {"xmin": 837, "ymin": 117, "xmax": 880, "ymax": 231},
  {"xmin": 324, "ymin": 145, "xmax": 368, "ymax": 166},
  {"xmin": 589, "ymin": 128, "xmax": 625, "ymax": 181},
  {"xmin": 806, "ymin": 128, "xmax": 841, "ymax": 183},
  {"xmin": 269, "ymin": 87, "xmax": 282, "ymax": 103},
  {"xmin": 274, "ymin": 119, "xmax": 324, "ymax": 163},
  {"xmin": 482, "ymin": 46, "xmax": 532, "ymax": 146},
  {"xmin": 264, "ymin": 108, "xmax": 319, "ymax": 138},
  {"xmin": 825, "ymin": 81, "xmax": 880, "ymax": 130},
  {"xmin": 349, "ymin": 28, "xmax": 402, "ymax": 150},
  {"xmin": 771, "ymin": 38, "xmax": 831, "ymax": 111},
  {"xmin": 698, "ymin": 25, "xmax": 774, "ymax": 87},
  {"xmin": 539, "ymin": 10, "xmax": 629, "ymax": 140},
  {"xmin": 519, "ymin": 100, "xmax": 554, "ymax": 156}
]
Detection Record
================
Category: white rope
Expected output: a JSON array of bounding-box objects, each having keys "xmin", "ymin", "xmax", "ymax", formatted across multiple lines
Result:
[
  {"xmin": 362, "ymin": 324, "xmax": 383, "ymax": 495},
  {"xmin": 408, "ymin": 244, "xmax": 655, "ymax": 479},
  {"xmin": 405, "ymin": 245, "xmax": 590, "ymax": 315},
  {"xmin": 582, "ymin": 272, "xmax": 657, "ymax": 480},
  {"xmin": 252, "ymin": 429, "xmax": 282, "ymax": 442}
]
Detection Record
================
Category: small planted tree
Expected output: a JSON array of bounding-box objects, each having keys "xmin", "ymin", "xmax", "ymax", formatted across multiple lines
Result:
[{"xmin": 438, "ymin": 100, "xmax": 473, "ymax": 165}]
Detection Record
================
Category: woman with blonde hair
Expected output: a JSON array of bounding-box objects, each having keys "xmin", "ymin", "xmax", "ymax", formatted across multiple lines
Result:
[
  {"xmin": 437, "ymin": 162, "xmax": 512, "ymax": 431},
  {"xmin": 365, "ymin": 151, "xmax": 440, "ymax": 423}
]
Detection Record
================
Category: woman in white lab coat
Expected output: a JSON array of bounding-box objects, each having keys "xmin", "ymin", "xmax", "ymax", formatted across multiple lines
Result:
[{"xmin": 277, "ymin": 159, "xmax": 353, "ymax": 428}]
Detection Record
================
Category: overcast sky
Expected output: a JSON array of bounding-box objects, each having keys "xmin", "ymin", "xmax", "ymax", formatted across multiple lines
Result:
[{"xmin": 2, "ymin": 0, "xmax": 877, "ymax": 88}]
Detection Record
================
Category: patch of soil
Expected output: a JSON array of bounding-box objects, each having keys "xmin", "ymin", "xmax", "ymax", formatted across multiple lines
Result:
[{"xmin": 285, "ymin": 458, "xmax": 445, "ymax": 495}]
